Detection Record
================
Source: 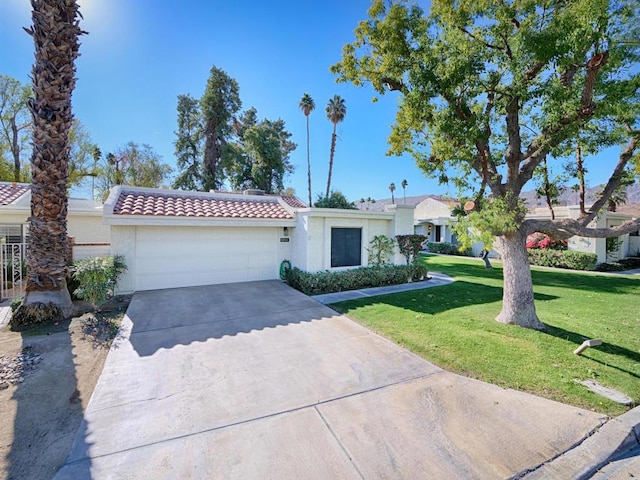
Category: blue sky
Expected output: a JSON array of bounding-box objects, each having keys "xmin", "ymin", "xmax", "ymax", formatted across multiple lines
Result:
[{"xmin": 0, "ymin": 0, "xmax": 627, "ymax": 203}]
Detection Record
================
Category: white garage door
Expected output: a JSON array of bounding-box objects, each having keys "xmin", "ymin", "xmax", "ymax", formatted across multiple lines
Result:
[{"xmin": 134, "ymin": 226, "xmax": 280, "ymax": 291}]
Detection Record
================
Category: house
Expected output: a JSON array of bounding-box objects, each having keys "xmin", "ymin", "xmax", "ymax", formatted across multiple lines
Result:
[
  {"xmin": 0, "ymin": 182, "xmax": 110, "ymax": 257},
  {"xmin": 413, "ymin": 197, "xmax": 459, "ymax": 244},
  {"xmin": 104, "ymin": 186, "xmax": 415, "ymax": 294},
  {"xmin": 527, "ymin": 206, "xmax": 639, "ymax": 263},
  {"xmin": 0, "ymin": 181, "xmax": 111, "ymax": 300}
]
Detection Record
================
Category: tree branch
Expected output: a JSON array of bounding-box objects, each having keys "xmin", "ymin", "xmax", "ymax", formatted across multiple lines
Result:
[
  {"xmin": 457, "ymin": 27, "xmax": 505, "ymax": 53},
  {"xmin": 523, "ymin": 217, "xmax": 640, "ymax": 239},
  {"xmin": 582, "ymin": 135, "xmax": 638, "ymax": 224}
]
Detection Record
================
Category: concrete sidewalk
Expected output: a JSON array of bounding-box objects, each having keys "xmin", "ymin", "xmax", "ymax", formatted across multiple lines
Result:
[{"xmin": 54, "ymin": 280, "xmax": 629, "ymax": 479}]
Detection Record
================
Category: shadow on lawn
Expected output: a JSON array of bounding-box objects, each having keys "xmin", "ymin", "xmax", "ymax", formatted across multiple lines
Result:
[
  {"xmin": 334, "ymin": 280, "xmax": 557, "ymax": 316},
  {"xmin": 542, "ymin": 324, "xmax": 640, "ymax": 380}
]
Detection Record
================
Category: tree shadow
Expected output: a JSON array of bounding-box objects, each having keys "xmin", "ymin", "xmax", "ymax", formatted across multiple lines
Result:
[
  {"xmin": 4, "ymin": 320, "xmax": 92, "ymax": 479},
  {"xmin": 127, "ymin": 280, "xmax": 338, "ymax": 357},
  {"xmin": 332, "ymin": 280, "xmax": 557, "ymax": 316},
  {"xmin": 541, "ymin": 324, "xmax": 640, "ymax": 380}
]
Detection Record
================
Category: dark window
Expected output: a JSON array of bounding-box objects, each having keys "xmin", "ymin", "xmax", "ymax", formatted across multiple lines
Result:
[
  {"xmin": 435, "ymin": 225, "xmax": 442, "ymax": 242},
  {"xmin": 630, "ymin": 230, "xmax": 639, "ymax": 237},
  {"xmin": 331, "ymin": 228, "xmax": 362, "ymax": 267}
]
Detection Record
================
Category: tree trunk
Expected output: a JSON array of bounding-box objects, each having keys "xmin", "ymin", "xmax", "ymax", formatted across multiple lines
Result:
[
  {"xmin": 326, "ymin": 127, "xmax": 337, "ymax": 198},
  {"xmin": 495, "ymin": 232, "xmax": 545, "ymax": 330},
  {"xmin": 11, "ymin": 120, "xmax": 21, "ymax": 182},
  {"xmin": 306, "ymin": 115, "xmax": 312, "ymax": 206},
  {"xmin": 11, "ymin": 0, "xmax": 83, "ymax": 327}
]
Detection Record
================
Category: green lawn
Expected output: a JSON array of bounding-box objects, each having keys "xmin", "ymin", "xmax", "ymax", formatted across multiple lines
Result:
[{"xmin": 331, "ymin": 254, "xmax": 640, "ymax": 416}]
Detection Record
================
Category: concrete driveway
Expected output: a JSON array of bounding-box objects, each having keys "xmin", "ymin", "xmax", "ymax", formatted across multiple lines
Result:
[{"xmin": 55, "ymin": 280, "xmax": 606, "ymax": 479}]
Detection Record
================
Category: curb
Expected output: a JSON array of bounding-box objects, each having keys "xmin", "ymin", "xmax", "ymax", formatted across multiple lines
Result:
[{"xmin": 521, "ymin": 406, "xmax": 640, "ymax": 479}]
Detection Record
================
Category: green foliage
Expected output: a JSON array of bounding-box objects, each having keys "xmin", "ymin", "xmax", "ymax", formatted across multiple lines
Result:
[
  {"xmin": 0, "ymin": 74, "xmax": 32, "ymax": 183},
  {"xmin": 314, "ymin": 190, "xmax": 357, "ymax": 209},
  {"xmin": 284, "ymin": 264, "xmax": 427, "ymax": 295},
  {"xmin": 527, "ymin": 250, "xmax": 597, "ymax": 271},
  {"xmin": 72, "ymin": 255, "xmax": 127, "ymax": 307},
  {"xmin": 395, "ymin": 234, "xmax": 427, "ymax": 264},
  {"xmin": 596, "ymin": 257, "xmax": 640, "ymax": 272},
  {"xmin": 173, "ymin": 94, "xmax": 204, "ymax": 191},
  {"xmin": 367, "ymin": 235, "xmax": 396, "ymax": 266},
  {"xmin": 333, "ymin": 0, "xmax": 640, "ymax": 240},
  {"xmin": 227, "ymin": 110, "xmax": 296, "ymax": 194},
  {"xmin": 201, "ymin": 66, "xmax": 242, "ymax": 191},
  {"xmin": 97, "ymin": 142, "xmax": 172, "ymax": 200},
  {"xmin": 606, "ymin": 236, "xmax": 622, "ymax": 261},
  {"xmin": 425, "ymin": 242, "xmax": 473, "ymax": 257}
]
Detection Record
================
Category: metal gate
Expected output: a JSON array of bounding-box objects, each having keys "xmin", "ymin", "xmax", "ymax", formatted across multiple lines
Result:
[{"xmin": 1, "ymin": 243, "xmax": 27, "ymax": 301}]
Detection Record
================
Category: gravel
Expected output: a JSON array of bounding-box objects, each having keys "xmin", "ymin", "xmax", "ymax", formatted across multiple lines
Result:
[{"xmin": 0, "ymin": 345, "xmax": 42, "ymax": 389}]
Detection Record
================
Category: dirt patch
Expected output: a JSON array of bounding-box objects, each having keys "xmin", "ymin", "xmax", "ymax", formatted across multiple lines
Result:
[{"xmin": 0, "ymin": 297, "xmax": 130, "ymax": 480}]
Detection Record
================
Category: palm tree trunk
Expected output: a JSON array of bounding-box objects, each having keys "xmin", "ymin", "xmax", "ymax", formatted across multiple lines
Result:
[
  {"xmin": 11, "ymin": 0, "xmax": 83, "ymax": 327},
  {"xmin": 306, "ymin": 115, "xmax": 312, "ymax": 206},
  {"xmin": 326, "ymin": 127, "xmax": 337, "ymax": 198}
]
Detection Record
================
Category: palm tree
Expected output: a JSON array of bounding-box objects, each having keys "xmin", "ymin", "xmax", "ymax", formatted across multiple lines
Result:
[
  {"xmin": 12, "ymin": 0, "xmax": 84, "ymax": 326},
  {"xmin": 325, "ymin": 95, "xmax": 346, "ymax": 198},
  {"xmin": 299, "ymin": 93, "xmax": 315, "ymax": 206},
  {"xmin": 389, "ymin": 182, "xmax": 396, "ymax": 204},
  {"xmin": 607, "ymin": 189, "xmax": 628, "ymax": 212},
  {"xmin": 401, "ymin": 179, "xmax": 408, "ymax": 204}
]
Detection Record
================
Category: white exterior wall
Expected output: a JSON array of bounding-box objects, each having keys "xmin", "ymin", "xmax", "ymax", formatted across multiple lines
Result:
[
  {"xmin": 529, "ymin": 207, "xmax": 635, "ymax": 263},
  {"xmin": 289, "ymin": 206, "xmax": 415, "ymax": 272},
  {"xmin": 629, "ymin": 235, "xmax": 640, "ymax": 256}
]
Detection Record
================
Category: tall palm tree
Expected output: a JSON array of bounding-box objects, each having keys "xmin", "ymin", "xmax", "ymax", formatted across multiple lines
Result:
[
  {"xmin": 13, "ymin": 0, "xmax": 84, "ymax": 326},
  {"xmin": 299, "ymin": 93, "xmax": 315, "ymax": 206},
  {"xmin": 389, "ymin": 182, "xmax": 396, "ymax": 204},
  {"xmin": 325, "ymin": 95, "xmax": 346, "ymax": 198},
  {"xmin": 401, "ymin": 179, "xmax": 408, "ymax": 204}
]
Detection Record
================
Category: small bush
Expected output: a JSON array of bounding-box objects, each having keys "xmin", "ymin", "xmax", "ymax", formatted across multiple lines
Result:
[
  {"xmin": 284, "ymin": 264, "xmax": 428, "ymax": 295},
  {"xmin": 72, "ymin": 255, "xmax": 127, "ymax": 307},
  {"xmin": 528, "ymin": 249, "xmax": 597, "ymax": 271},
  {"xmin": 367, "ymin": 235, "xmax": 396, "ymax": 266},
  {"xmin": 396, "ymin": 234, "xmax": 427, "ymax": 264},
  {"xmin": 526, "ymin": 232, "xmax": 568, "ymax": 250},
  {"xmin": 596, "ymin": 257, "xmax": 640, "ymax": 272},
  {"xmin": 425, "ymin": 242, "xmax": 473, "ymax": 256}
]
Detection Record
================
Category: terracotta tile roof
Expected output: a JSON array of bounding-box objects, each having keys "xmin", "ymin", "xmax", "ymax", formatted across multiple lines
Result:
[
  {"xmin": 113, "ymin": 191, "xmax": 294, "ymax": 219},
  {"xmin": 280, "ymin": 195, "xmax": 307, "ymax": 208},
  {"xmin": 0, "ymin": 183, "xmax": 29, "ymax": 205}
]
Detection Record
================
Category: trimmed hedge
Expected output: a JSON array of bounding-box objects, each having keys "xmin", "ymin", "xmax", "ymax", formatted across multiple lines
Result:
[
  {"xmin": 284, "ymin": 264, "xmax": 428, "ymax": 295},
  {"xmin": 528, "ymin": 249, "xmax": 597, "ymax": 271},
  {"xmin": 596, "ymin": 257, "xmax": 640, "ymax": 272},
  {"xmin": 425, "ymin": 242, "xmax": 473, "ymax": 257}
]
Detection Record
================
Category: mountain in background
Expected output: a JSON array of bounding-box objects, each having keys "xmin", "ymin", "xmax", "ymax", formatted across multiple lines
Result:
[{"xmin": 361, "ymin": 183, "xmax": 640, "ymax": 217}]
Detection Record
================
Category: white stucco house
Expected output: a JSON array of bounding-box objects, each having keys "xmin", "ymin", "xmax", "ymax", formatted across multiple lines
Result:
[
  {"xmin": 527, "ymin": 206, "xmax": 639, "ymax": 264},
  {"xmin": 104, "ymin": 186, "xmax": 415, "ymax": 294},
  {"xmin": 413, "ymin": 197, "xmax": 459, "ymax": 244},
  {"xmin": 0, "ymin": 182, "xmax": 110, "ymax": 258}
]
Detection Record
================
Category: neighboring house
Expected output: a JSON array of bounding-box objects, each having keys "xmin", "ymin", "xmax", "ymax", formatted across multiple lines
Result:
[
  {"xmin": 0, "ymin": 182, "xmax": 110, "ymax": 258},
  {"xmin": 413, "ymin": 197, "xmax": 459, "ymax": 244},
  {"xmin": 104, "ymin": 186, "xmax": 415, "ymax": 294},
  {"xmin": 527, "ymin": 206, "xmax": 639, "ymax": 264}
]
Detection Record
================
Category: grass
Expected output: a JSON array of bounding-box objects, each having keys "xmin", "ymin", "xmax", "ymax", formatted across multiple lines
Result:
[{"xmin": 331, "ymin": 254, "xmax": 640, "ymax": 416}]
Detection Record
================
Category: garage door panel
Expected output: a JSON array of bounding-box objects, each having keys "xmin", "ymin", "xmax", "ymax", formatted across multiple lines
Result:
[{"xmin": 133, "ymin": 226, "xmax": 280, "ymax": 291}]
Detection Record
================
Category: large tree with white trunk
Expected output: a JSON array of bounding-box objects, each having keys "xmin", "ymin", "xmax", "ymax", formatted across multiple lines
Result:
[{"xmin": 333, "ymin": 0, "xmax": 640, "ymax": 329}]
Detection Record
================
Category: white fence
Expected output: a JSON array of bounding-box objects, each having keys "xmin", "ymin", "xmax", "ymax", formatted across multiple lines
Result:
[{"xmin": 1, "ymin": 243, "xmax": 26, "ymax": 302}]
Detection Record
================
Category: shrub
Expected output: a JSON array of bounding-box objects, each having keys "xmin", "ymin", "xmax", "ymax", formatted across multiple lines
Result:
[
  {"xmin": 425, "ymin": 242, "xmax": 473, "ymax": 256},
  {"xmin": 367, "ymin": 235, "xmax": 396, "ymax": 266},
  {"xmin": 72, "ymin": 255, "xmax": 127, "ymax": 307},
  {"xmin": 284, "ymin": 264, "xmax": 428, "ymax": 295},
  {"xmin": 526, "ymin": 232, "xmax": 568, "ymax": 250},
  {"xmin": 396, "ymin": 234, "xmax": 427, "ymax": 264},
  {"xmin": 596, "ymin": 257, "xmax": 640, "ymax": 272},
  {"xmin": 528, "ymin": 249, "xmax": 597, "ymax": 271}
]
